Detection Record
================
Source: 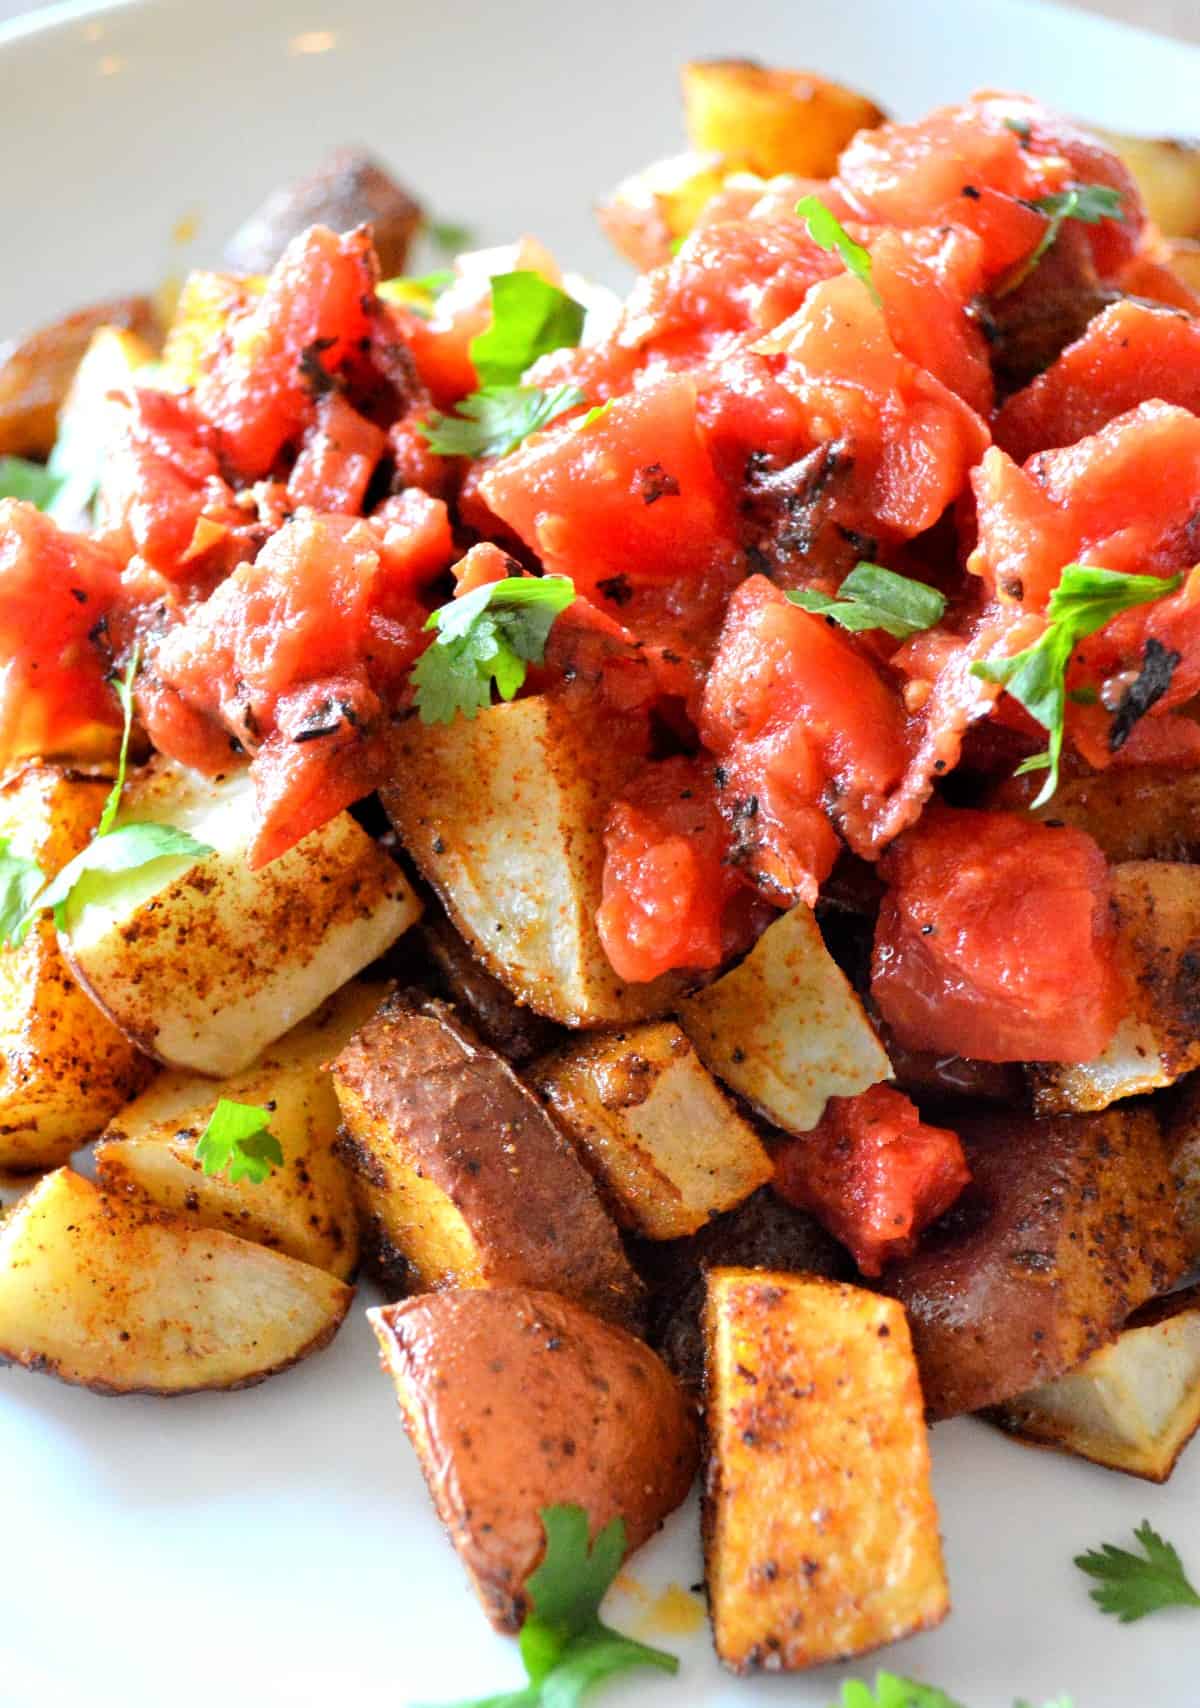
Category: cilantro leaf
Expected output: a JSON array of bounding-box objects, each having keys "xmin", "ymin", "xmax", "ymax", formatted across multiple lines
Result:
[
  {"xmin": 470, "ymin": 273, "xmax": 586, "ymax": 388},
  {"xmin": 0, "ymin": 455, "xmax": 64, "ymax": 511},
  {"xmin": 194, "ymin": 1098, "xmax": 285, "ymax": 1185},
  {"xmin": 98, "ymin": 648, "xmax": 140, "ymax": 838},
  {"xmin": 428, "ymin": 218, "xmax": 475, "ymax": 255},
  {"xmin": 377, "ymin": 270, "xmax": 456, "ymax": 316},
  {"xmin": 795, "ymin": 195, "xmax": 881, "ymax": 306},
  {"xmin": 421, "ymin": 383, "xmax": 585, "ymax": 459},
  {"xmin": 1002, "ymin": 182, "xmax": 1124, "ymax": 291},
  {"xmin": 411, "ymin": 575, "xmax": 576, "ymax": 725},
  {"xmin": 970, "ymin": 564, "xmax": 1181, "ymax": 806},
  {"xmin": 1076, "ymin": 1519, "xmax": 1200, "ymax": 1623},
  {"xmin": 577, "ymin": 401, "xmax": 612, "ymax": 430},
  {"xmin": 0, "ymin": 837, "xmax": 48, "ymax": 948},
  {"xmin": 787, "ymin": 563, "xmax": 946, "ymax": 639},
  {"xmin": 836, "ymin": 1675, "xmax": 965, "ymax": 1708}
]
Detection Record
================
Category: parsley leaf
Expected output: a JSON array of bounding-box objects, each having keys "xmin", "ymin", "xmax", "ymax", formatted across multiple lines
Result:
[
  {"xmin": 787, "ymin": 563, "xmax": 946, "ymax": 639},
  {"xmin": 377, "ymin": 270, "xmax": 456, "ymax": 317},
  {"xmin": 0, "ymin": 837, "xmax": 49, "ymax": 948},
  {"xmin": 411, "ymin": 575, "xmax": 575, "ymax": 725},
  {"xmin": 0, "ymin": 455, "xmax": 64, "ymax": 511},
  {"xmin": 795, "ymin": 195, "xmax": 881, "ymax": 307},
  {"xmin": 577, "ymin": 400, "xmax": 613, "ymax": 430},
  {"xmin": 194, "ymin": 1098, "xmax": 285, "ymax": 1185},
  {"xmin": 428, "ymin": 218, "xmax": 475, "ymax": 255},
  {"xmin": 429, "ymin": 1505, "xmax": 678, "ymax": 1708},
  {"xmin": 1076, "ymin": 1519, "xmax": 1200, "ymax": 1623},
  {"xmin": 421, "ymin": 383, "xmax": 585, "ymax": 459},
  {"xmin": 970, "ymin": 564, "xmax": 1181, "ymax": 806},
  {"xmin": 1003, "ymin": 182, "xmax": 1124, "ymax": 291},
  {"xmin": 470, "ymin": 273, "xmax": 586, "ymax": 388},
  {"xmin": 835, "ymin": 1679, "xmax": 1070, "ymax": 1708}
]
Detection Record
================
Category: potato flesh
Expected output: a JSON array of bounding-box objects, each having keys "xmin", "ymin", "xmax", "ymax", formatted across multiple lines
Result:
[
  {"xmin": 0, "ymin": 1168, "xmax": 351, "ymax": 1394},
  {"xmin": 162, "ymin": 271, "xmax": 264, "ymax": 391},
  {"xmin": 681, "ymin": 59, "xmax": 885, "ymax": 179},
  {"xmin": 1093, "ymin": 130, "xmax": 1200, "ymax": 240},
  {"xmin": 989, "ymin": 765, "xmax": 1200, "ymax": 863},
  {"xmin": 0, "ymin": 295, "xmax": 156, "ymax": 459},
  {"xmin": 62, "ymin": 758, "xmax": 421, "ymax": 1076},
  {"xmin": 678, "ymin": 903, "xmax": 891, "ymax": 1134},
  {"xmin": 703, "ymin": 1268, "xmax": 948, "ymax": 1673},
  {"xmin": 597, "ymin": 150, "xmax": 733, "ymax": 270}
]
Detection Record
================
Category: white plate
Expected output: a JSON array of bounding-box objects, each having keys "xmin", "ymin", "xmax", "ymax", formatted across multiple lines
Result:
[{"xmin": 2, "ymin": 3, "xmax": 1198, "ymax": 1706}]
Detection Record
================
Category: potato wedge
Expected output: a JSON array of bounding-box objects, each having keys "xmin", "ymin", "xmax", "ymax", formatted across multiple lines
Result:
[
  {"xmin": 531, "ymin": 1022, "xmax": 772, "ymax": 1238},
  {"xmin": 332, "ymin": 992, "xmax": 643, "ymax": 1322},
  {"xmin": 681, "ymin": 60, "xmax": 885, "ymax": 179},
  {"xmin": 989, "ymin": 764, "xmax": 1200, "ymax": 862},
  {"xmin": 0, "ymin": 764, "xmax": 152, "ymax": 1171},
  {"xmin": 224, "ymin": 147, "xmax": 423, "ymax": 278},
  {"xmin": 370, "ymin": 1287, "xmax": 698, "ymax": 1631},
  {"xmin": 1093, "ymin": 129, "xmax": 1200, "ymax": 239},
  {"xmin": 885, "ymin": 1105, "xmax": 1187, "ymax": 1419},
  {"xmin": 678, "ymin": 903, "xmax": 891, "ymax": 1134},
  {"xmin": 703, "ymin": 1269, "xmax": 947, "ymax": 1673},
  {"xmin": 419, "ymin": 911, "xmax": 558, "ymax": 1064},
  {"xmin": 1029, "ymin": 862, "xmax": 1200, "ymax": 1113},
  {"xmin": 0, "ymin": 1168, "xmax": 351, "ymax": 1393},
  {"xmin": 383, "ymin": 695, "xmax": 685, "ymax": 1025},
  {"xmin": 1163, "ymin": 1072, "xmax": 1200, "ymax": 1260},
  {"xmin": 61, "ymin": 757, "xmax": 420, "ymax": 1077},
  {"xmin": 992, "ymin": 1286, "xmax": 1200, "ymax": 1482},
  {"xmin": 0, "ymin": 295, "xmax": 156, "ymax": 460},
  {"xmin": 95, "ymin": 982, "xmax": 384, "ymax": 1277},
  {"xmin": 1165, "ymin": 237, "xmax": 1200, "ymax": 292},
  {"xmin": 161, "ymin": 270, "xmax": 265, "ymax": 391},
  {"xmin": 58, "ymin": 323, "xmax": 160, "ymax": 526},
  {"xmin": 597, "ymin": 150, "xmax": 734, "ymax": 271}
]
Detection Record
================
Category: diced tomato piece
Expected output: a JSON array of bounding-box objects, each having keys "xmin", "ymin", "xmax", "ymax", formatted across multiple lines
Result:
[
  {"xmin": 773, "ymin": 1083, "xmax": 970, "ymax": 1274},
  {"xmin": 287, "ymin": 391, "xmax": 386, "ymax": 513},
  {"xmin": 873, "ymin": 226, "xmax": 993, "ymax": 417},
  {"xmin": 968, "ymin": 446, "xmax": 1078, "ymax": 608},
  {"xmin": 871, "ymin": 806, "xmax": 1120, "ymax": 1062},
  {"xmin": 1117, "ymin": 252, "xmax": 1200, "ymax": 316}
]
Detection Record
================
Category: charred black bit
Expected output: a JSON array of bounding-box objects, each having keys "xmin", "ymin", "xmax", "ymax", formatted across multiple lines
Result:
[
  {"xmin": 291, "ymin": 697, "xmax": 363, "ymax": 744},
  {"xmin": 69, "ymin": 587, "xmax": 88, "ymax": 604},
  {"xmin": 834, "ymin": 524, "xmax": 879, "ymax": 558},
  {"xmin": 634, "ymin": 462, "xmax": 682, "ymax": 505},
  {"xmin": 961, "ymin": 184, "xmax": 982, "ymax": 200},
  {"xmin": 298, "ymin": 335, "xmax": 339, "ymax": 397},
  {"xmin": 1002, "ymin": 577, "xmax": 1025, "ymax": 600},
  {"xmin": 739, "ymin": 441, "xmax": 858, "ymax": 578},
  {"xmin": 596, "ymin": 572, "xmax": 634, "ymax": 606},
  {"xmin": 1109, "ymin": 637, "xmax": 1182, "ymax": 752},
  {"xmin": 713, "ymin": 765, "xmax": 730, "ymax": 790},
  {"xmin": 732, "ymin": 795, "xmax": 759, "ymax": 821}
]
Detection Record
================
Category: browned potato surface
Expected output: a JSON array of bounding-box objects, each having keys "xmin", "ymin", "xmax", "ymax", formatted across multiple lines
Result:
[
  {"xmin": 0, "ymin": 295, "xmax": 156, "ymax": 459},
  {"xmin": 0, "ymin": 1168, "xmax": 351, "ymax": 1393},
  {"xmin": 682, "ymin": 60, "xmax": 885, "ymax": 178},
  {"xmin": 704, "ymin": 1269, "xmax": 948, "ymax": 1673},
  {"xmin": 419, "ymin": 911, "xmax": 559, "ymax": 1064},
  {"xmin": 1163, "ymin": 1072, "xmax": 1200, "ymax": 1260},
  {"xmin": 224, "ymin": 147, "xmax": 423, "ymax": 277},
  {"xmin": 1165, "ymin": 237, "xmax": 1200, "ymax": 291},
  {"xmin": 1093, "ymin": 129, "xmax": 1200, "ymax": 239},
  {"xmin": 332, "ymin": 992, "xmax": 643, "ymax": 1323},
  {"xmin": 598, "ymin": 150, "xmax": 733, "ymax": 270},
  {"xmin": 990, "ymin": 764, "xmax": 1200, "ymax": 862},
  {"xmin": 885, "ymin": 1105, "xmax": 1187, "ymax": 1419},
  {"xmin": 370, "ymin": 1287, "xmax": 699, "ymax": 1631}
]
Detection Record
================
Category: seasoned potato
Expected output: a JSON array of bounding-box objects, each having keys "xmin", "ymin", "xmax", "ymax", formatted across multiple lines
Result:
[
  {"xmin": 419, "ymin": 911, "xmax": 558, "ymax": 1064},
  {"xmin": 990, "ymin": 764, "xmax": 1200, "ymax": 862},
  {"xmin": 0, "ymin": 295, "xmax": 156, "ymax": 459},
  {"xmin": 332, "ymin": 992, "xmax": 644, "ymax": 1322},
  {"xmin": 993, "ymin": 1286, "xmax": 1200, "ymax": 1483},
  {"xmin": 0, "ymin": 764, "xmax": 152, "ymax": 1171},
  {"xmin": 224, "ymin": 147, "xmax": 423, "ymax": 278},
  {"xmin": 1165, "ymin": 237, "xmax": 1200, "ymax": 292},
  {"xmin": 370, "ymin": 1287, "xmax": 698, "ymax": 1631},
  {"xmin": 0, "ymin": 1168, "xmax": 351, "ymax": 1393},
  {"xmin": 681, "ymin": 60, "xmax": 885, "ymax": 179},
  {"xmin": 95, "ymin": 983, "xmax": 384, "ymax": 1278},
  {"xmin": 56, "ymin": 323, "xmax": 160, "ymax": 527},
  {"xmin": 383, "ymin": 695, "xmax": 685, "ymax": 1025},
  {"xmin": 703, "ymin": 1269, "xmax": 947, "ymax": 1673},
  {"xmin": 678, "ymin": 903, "xmax": 891, "ymax": 1134},
  {"xmin": 1093, "ymin": 130, "xmax": 1200, "ymax": 239},
  {"xmin": 597, "ymin": 150, "xmax": 734, "ymax": 270},
  {"xmin": 1163, "ymin": 1072, "xmax": 1200, "ymax": 1260},
  {"xmin": 531, "ymin": 1022, "xmax": 772, "ymax": 1238},
  {"xmin": 1030, "ymin": 862, "xmax": 1200, "ymax": 1113},
  {"xmin": 885, "ymin": 1105, "xmax": 1187, "ymax": 1419},
  {"xmin": 161, "ymin": 270, "xmax": 264, "ymax": 391},
  {"xmin": 61, "ymin": 757, "xmax": 420, "ymax": 1077}
]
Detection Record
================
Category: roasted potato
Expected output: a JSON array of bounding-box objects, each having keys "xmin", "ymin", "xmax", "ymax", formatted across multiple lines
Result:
[
  {"xmin": 57, "ymin": 323, "xmax": 160, "ymax": 527},
  {"xmin": 1163, "ymin": 1072, "xmax": 1200, "ymax": 1260},
  {"xmin": 677, "ymin": 903, "xmax": 891, "ymax": 1135},
  {"xmin": 1165, "ymin": 237, "xmax": 1200, "ymax": 292},
  {"xmin": 95, "ymin": 982, "xmax": 384, "ymax": 1278},
  {"xmin": 370, "ymin": 1287, "xmax": 698, "ymax": 1632},
  {"xmin": 0, "ymin": 1168, "xmax": 351, "ymax": 1393},
  {"xmin": 383, "ymin": 695, "xmax": 686, "ymax": 1026},
  {"xmin": 993, "ymin": 1285, "xmax": 1200, "ymax": 1483},
  {"xmin": 332, "ymin": 992, "xmax": 644, "ymax": 1323},
  {"xmin": 885, "ymin": 1105, "xmax": 1188, "ymax": 1419},
  {"xmin": 224, "ymin": 146, "xmax": 423, "ymax": 277},
  {"xmin": 1029, "ymin": 862, "xmax": 1200, "ymax": 1113},
  {"xmin": 703, "ymin": 1269, "xmax": 948, "ymax": 1673},
  {"xmin": 597, "ymin": 150, "xmax": 734, "ymax": 270},
  {"xmin": 161, "ymin": 270, "xmax": 264, "ymax": 391},
  {"xmin": 0, "ymin": 295, "xmax": 156, "ymax": 460},
  {"xmin": 681, "ymin": 60, "xmax": 885, "ymax": 179},
  {"xmin": 989, "ymin": 764, "xmax": 1200, "ymax": 862},
  {"xmin": 0, "ymin": 764, "xmax": 152, "ymax": 1171},
  {"xmin": 531, "ymin": 1021, "xmax": 773, "ymax": 1239},
  {"xmin": 419, "ymin": 911, "xmax": 559, "ymax": 1064},
  {"xmin": 61, "ymin": 757, "xmax": 420, "ymax": 1077},
  {"xmin": 1093, "ymin": 129, "xmax": 1200, "ymax": 239}
]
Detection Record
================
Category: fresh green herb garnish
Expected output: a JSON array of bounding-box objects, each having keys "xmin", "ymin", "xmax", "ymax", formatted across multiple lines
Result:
[
  {"xmin": 421, "ymin": 383, "xmax": 585, "ymax": 459},
  {"xmin": 577, "ymin": 400, "xmax": 613, "ymax": 430},
  {"xmin": 194, "ymin": 1098, "xmax": 285, "ymax": 1185},
  {"xmin": 411, "ymin": 574, "xmax": 576, "ymax": 725},
  {"xmin": 787, "ymin": 563, "xmax": 946, "ymax": 639},
  {"xmin": 1005, "ymin": 116, "xmax": 1033, "ymax": 141},
  {"xmin": 795, "ymin": 194, "xmax": 881, "ymax": 306},
  {"xmin": 0, "ymin": 838, "xmax": 51, "ymax": 947},
  {"xmin": 428, "ymin": 218, "xmax": 475, "ymax": 255},
  {"xmin": 1001, "ymin": 183, "xmax": 1124, "ymax": 291},
  {"xmin": 377, "ymin": 270, "xmax": 456, "ymax": 316},
  {"xmin": 470, "ymin": 272, "xmax": 586, "ymax": 388},
  {"xmin": 0, "ymin": 455, "xmax": 64, "ymax": 511},
  {"xmin": 1076, "ymin": 1519, "xmax": 1200, "ymax": 1623},
  {"xmin": 970, "ymin": 564, "xmax": 1181, "ymax": 806},
  {"xmin": 835, "ymin": 1678, "xmax": 1071, "ymax": 1708},
  {"xmin": 429, "ymin": 1504, "xmax": 678, "ymax": 1708}
]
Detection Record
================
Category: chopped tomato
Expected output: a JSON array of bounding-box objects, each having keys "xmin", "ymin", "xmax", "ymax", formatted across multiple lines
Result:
[
  {"xmin": 872, "ymin": 226, "xmax": 993, "ymax": 418},
  {"xmin": 287, "ymin": 391, "xmax": 387, "ymax": 513},
  {"xmin": 871, "ymin": 806, "xmax": 1120, "ymax": 1062},
  {"xmin": 773, "ymin": 1083, "xmax": 970, "ymax": 1274}
]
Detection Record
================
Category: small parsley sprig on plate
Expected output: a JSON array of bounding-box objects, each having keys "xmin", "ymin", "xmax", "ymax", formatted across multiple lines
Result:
[
  {"xmin": 835, "ymin": 1673, "xmax": 1071, "ymax": 1708},
  {"xmin": 411, "ymin": 574, "xmax": 576, "ymax": 725},
  {"xmin": 194, "ymin": 1098, "xmax": 285, "ymax": 1186},
  {"xmin": 1076, "ymin": 1520, "xmax": 1200, "ymax": 1623},
  {"xmin": 787, "ymin": 563, "xmax": 947, "ymax": 640},
  {"xmin": 795, "ymin": 195, "xmax": 881, "ymax": 307}
]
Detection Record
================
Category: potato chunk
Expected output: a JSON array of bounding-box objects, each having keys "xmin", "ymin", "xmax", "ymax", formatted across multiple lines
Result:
[
  {"xmin": 370, "ymin": 1287, "xmax": 698, "ymax": 1631},
  {"xmin": 0, "ymin": 296, "xmax": 156, "ymax": 459},
  {"xmin": 703, "ymin": 1269, "xmax": 947, "ymax": 1673},
  {"xmin": 0, "ymin": 764, "xmax": 152, "ymax": 1171},
  {"xmin": 1164, "ymin": 1074, "xmax": 1200, "ymax": 1261},
  {"xmin": 532, "ymin": 1022, "xmax": 772, "ymax": 1238},
  {"xmin": 1030, "ymin": 863, "xmax": 1200, "ymax": 1113},
  {"xmin": 95, "ymin": 982, "xmax": 384, "ymax": 1278},
  {"xmin": 885, "ymin": 1106, "xmax": 1188, "ymax": 1418},
  {"xmin": 681, "ymin": 60, "xmax": 885, "ymax": 178},
  {"xmin": 1093, "ymin": 130, "xmax": 1200, "ymax": 240},
  {"xmin": 678, "ymin": 903, "xmax": 891, "ymax": 1134},
  {"xmin": 383, "ymin": 695, "xmax": 685, "ymax": 1026},
  {"xmin": 993, "ymin": 1286, "xmax": 1200, "ymax": 1483},
  {"xmin": 61, "ymin": 757, "xmax": 420, "ymax": 1077},
  {"xmin": 990, "ymin": 765, "xmax": 1200, "ymax": 863},
  {"xmin": 598, "ymin": 150, "xmax": 733, "ymax": 271},
  {"xmin": 332, "ymin": 992, "xmax": 643, "ymax": 1323},
  {"xmin": 419, "ymin": 911, "xmax": 558, "ymax": 1064},
  {"xmin": 0, "ymin": 1169, "xmax": 351, "ymax": 1393}
]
